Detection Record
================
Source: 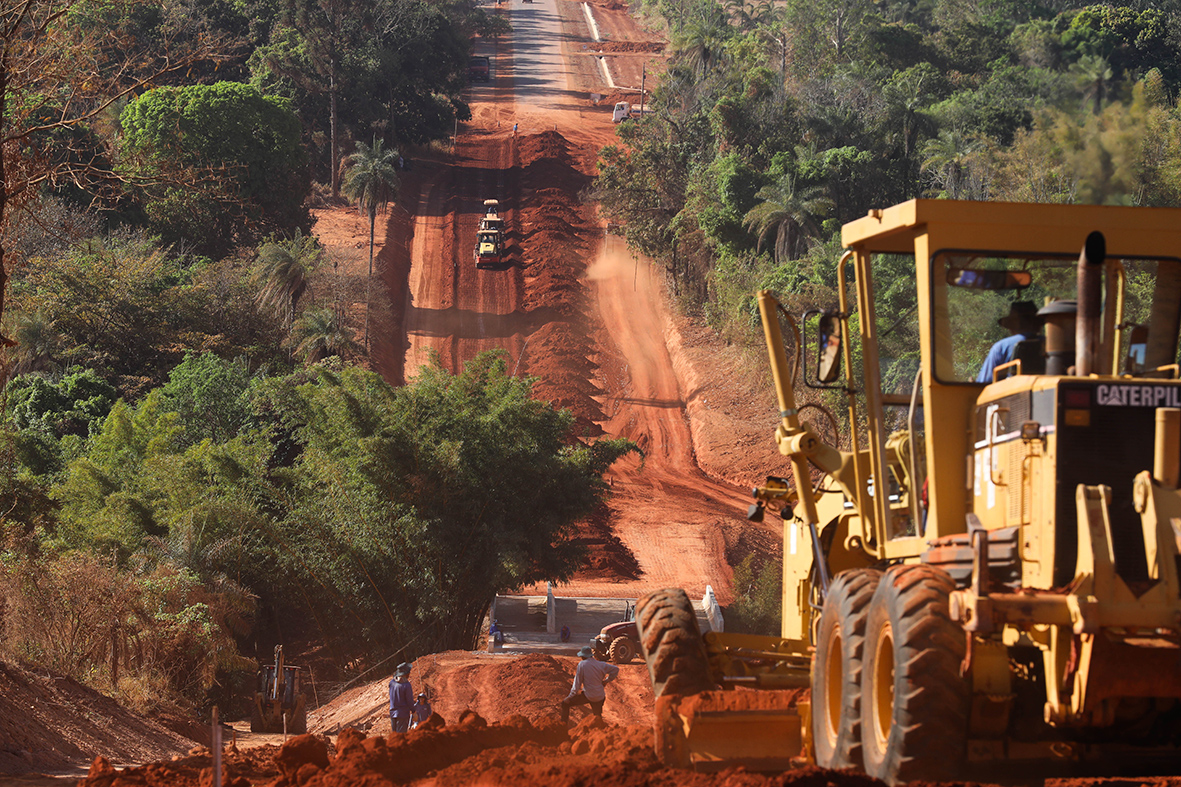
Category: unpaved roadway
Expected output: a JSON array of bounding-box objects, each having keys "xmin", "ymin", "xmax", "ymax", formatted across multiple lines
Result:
[{"xmin": 383, "ymin": 0, "xmax": 780, "ymax": 602}]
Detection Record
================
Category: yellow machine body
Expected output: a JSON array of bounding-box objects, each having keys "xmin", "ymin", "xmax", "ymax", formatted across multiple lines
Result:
[{"xmin": 639, "ymin": 199, "xmax": 1181, "ymax": 781}]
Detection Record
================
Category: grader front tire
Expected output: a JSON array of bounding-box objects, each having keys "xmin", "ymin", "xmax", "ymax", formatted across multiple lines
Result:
[
  {"xmin": 635, "ymin": 588, "xmax": 714, "ymax": 700},
  {"xmin": 860, "ymin": 565, "xmax": 969, "ymax": 784},
  {"xmin": 811, "ymin": 568, "xmax": 882, "ymax": 770}
]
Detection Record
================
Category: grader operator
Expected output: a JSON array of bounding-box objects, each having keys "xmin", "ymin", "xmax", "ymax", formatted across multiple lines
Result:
[{"xmin": 635, "ymin": 199, "xmax": 1181, "ymax": 782}]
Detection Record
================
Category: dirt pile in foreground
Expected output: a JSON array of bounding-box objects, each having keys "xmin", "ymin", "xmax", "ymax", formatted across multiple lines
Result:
[{"xmin": 76, "ymin": 713, "xmax": 896, "ymax": 787}]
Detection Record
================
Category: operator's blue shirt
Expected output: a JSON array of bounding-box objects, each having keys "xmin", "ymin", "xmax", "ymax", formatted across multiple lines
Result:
[
  {"xmin": 977, "ymin": 333, "xmax": 1036, "ymax": 383},
  {"xmin": 389, "ymin": 677, "xmax": 414, "ymax": 719}
]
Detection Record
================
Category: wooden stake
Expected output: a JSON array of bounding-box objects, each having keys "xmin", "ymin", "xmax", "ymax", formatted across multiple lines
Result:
[{"xmin": 212, "ymin": 706, "xmax": 222, "ymax": 787}]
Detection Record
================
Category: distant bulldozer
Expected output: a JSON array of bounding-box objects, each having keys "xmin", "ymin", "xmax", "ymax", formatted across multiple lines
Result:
[{"xmin": 250, "ymin": 645, "xmax": 307, "ymax": 734}]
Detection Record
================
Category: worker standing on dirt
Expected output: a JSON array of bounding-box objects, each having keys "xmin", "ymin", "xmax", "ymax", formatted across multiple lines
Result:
[
  {"xmin": 388, "ymin": 662, "xmax": 415, "ymax": 733},
  {"xmin": 559, "ymin": 645, "xmax": 619, "ymax": 725}
]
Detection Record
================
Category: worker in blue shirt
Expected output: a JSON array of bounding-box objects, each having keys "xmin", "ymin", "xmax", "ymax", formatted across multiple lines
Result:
[
  {"xmin": 977, "ymin": 301, "xmax": 1040, "ymax": 383},
  {"xmin": 411, "ymin": 692, "xmax": 432, "ymax": 729},
  {"xmin": 388, "ymin": 662, "xmax": 415, "ymax": 733}
]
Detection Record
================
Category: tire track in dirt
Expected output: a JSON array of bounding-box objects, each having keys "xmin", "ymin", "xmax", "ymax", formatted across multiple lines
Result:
[{"xmin": 406, "ymin": 163, "xmax": 458, "ymax": 376}]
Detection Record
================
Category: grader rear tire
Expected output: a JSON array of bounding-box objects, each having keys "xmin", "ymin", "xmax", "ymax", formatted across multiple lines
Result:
[
  {"xmin": 860, "ymin": 565, "xmax": 969, "ymax": 784},
  {"xmin": 811, "ymin": 568, "xmax": 882, "ymax": 770},
  {"xmin": 635, "ymin": 588, "xmax": 714, "ymax": 699}
]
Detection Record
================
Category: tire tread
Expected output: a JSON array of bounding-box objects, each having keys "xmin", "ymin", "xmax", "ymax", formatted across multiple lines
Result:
[{"xmin": 635, "ymin": 588, "xmax": 713, "ymax": 698}]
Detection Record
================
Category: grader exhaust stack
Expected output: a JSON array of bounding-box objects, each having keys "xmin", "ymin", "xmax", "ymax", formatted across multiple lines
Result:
[{"xmin": 636, "ymin": 199, "xmax": 1181, "ymax": 782}]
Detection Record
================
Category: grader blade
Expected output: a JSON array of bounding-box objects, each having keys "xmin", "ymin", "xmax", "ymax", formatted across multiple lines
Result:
[{"xmin": 656, "ymin": 692, "xmax": 811, "ymax": 771}]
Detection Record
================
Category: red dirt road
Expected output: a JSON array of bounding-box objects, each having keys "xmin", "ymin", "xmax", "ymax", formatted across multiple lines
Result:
[{"xmin": 379, "ymin": 0, "xmax": 780, "ymax": 603}]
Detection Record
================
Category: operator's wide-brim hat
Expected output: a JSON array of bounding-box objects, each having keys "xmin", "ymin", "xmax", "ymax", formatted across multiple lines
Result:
[
  {"xmin": 394, "ymin": 662, "xmax": 412, "ymax": 676},
  {"xmin": 999, "ymin": 300, "xmax": 1038, "ymax": 330},
  {"xmin": 577, "ymin": 646, "xmax": 594, "ymax": 659}
]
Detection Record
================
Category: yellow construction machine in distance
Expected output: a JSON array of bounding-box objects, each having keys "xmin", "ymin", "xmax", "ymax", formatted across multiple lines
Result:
[
  {"xmin": 635, "ymin": 199, "xmax": 1181, "ymax": 782},
  {"xmin": 250, "ymin": 645, "xmax": 308, "ymax": 734}
]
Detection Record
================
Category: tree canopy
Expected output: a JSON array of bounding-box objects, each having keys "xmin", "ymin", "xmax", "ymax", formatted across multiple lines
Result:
[
  {"xmin": 2, "ymin": 352, "xmax": 637, "ymax": 697},
  {"xmin": 603, "ymin": 0, "xmax": 1181, "ymax": 339},
  {"xmin": 120, "ymin": 81, "xmax": 312, "ymax": 255}
]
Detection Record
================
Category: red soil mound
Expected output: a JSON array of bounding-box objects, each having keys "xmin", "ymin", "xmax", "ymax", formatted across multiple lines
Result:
[
  {"xmin": 78, "ymin": 717, "xmax": 898, "ymax": 787},
  {"xmin": 0, "ymin": 659, "xmax": 197, "ymax": 775},
  {"xmin": 79, "ymin": 741, "xmax": 282, "ymax": 787},
  {"xmin": 272, "ymin": 713, "xmax": 568, "ymax": 786},
  {"xmin": 589, "ymin": 41, "xmax": 665, "ymax": 54},
  {"xmin": 515, "ymin": 131, "xmax": 600, "ymax": 426}
]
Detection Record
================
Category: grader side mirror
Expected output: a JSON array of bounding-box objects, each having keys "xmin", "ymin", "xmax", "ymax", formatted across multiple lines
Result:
[{"xmin": 818, "ymin": 313, "xmax": 842, "ymax": 383}]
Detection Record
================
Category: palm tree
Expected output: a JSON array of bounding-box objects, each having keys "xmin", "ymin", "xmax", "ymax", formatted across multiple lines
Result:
[
  {"xmin": 288, "ymin": 305, "xmax": 361, "ymax": 364},
  {"xmin": 255, "ymin": 229, "xmax": 322, "ymax": 329},
  {"xmin": 743, "ymin": 175, "xmax": 833, "ymax": 263},
  {"xmin": 754, "ymin": 2, "xmax": 788, "ymax": 78},
  {"xmin": 921, "ymin": 129, "xmax": 982, "ymax": 199},
  {"xmin": 724, "ymin": 0, "xmax": 760, "ymax": 31},
  {"xmin": 1073, "ymin": 54, "xmax": 1113, "ymax": 115},
  {"xmin": 674, "ymin": 6, "xmax": 733, "ymax": 78},
  {"xmin": 6, "ymin": 309, "xmax": 61, "ymax": 375},
  {"xmin": 342, "ymin": 137, "xmax": 400, "ymax": 349}
]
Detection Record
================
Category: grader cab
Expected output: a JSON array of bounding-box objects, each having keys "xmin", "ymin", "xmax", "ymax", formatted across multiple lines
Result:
[{"xmin": 635, "ymin": 199, "xmax": 1181, "ymax": 782}]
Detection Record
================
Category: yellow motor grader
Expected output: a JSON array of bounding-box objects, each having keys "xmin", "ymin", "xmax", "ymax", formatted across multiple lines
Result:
[{"xmin": 636, "ymin": 199, "xmax": 1181, "ymax": 782}]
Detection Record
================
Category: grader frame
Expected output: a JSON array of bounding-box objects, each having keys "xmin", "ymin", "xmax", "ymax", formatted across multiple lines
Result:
[{"xmin": 636, "ymin": 199, "xmax": 1181, "ymax": 782}]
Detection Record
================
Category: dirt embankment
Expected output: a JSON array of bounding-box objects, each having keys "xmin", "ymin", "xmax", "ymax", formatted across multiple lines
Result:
[
  {"xmin": 0, "ymin": 659, "xmax": 197, "ymax": 775},
  {"xmin": 308, "ymin": 652, "xmax": 655, "ymax": 738}
]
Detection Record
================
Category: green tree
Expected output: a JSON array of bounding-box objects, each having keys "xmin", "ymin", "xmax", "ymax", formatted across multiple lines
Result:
[
  {"xmin": 267, "ymin": 353, "xmax": 639, "ymax": 654},
  {"xmin": 119, "ymin": 81, "xmax": 311, "ymax": 255},
  {"xmin": 725, "ymin": 554, "xmax": 781, "ymax": 635},
  {"xmin": 5, "ymin": 310, "xmax": 62, "ymax": 375},
  {"xmin": 7, "ymin": 367, "xmax": 117, "ymax": 439},
  {"xmin": 743, "ymin": 174, "xmax": 832, "ymax": 263},
  {"xmin": 15, "ymin": 234, "xmax": 190, "ymax": 393},
  {"xmin": 1072, "ymin": 53, "xmax": 1113, "ymax": 116},
  {"xmin": 288, "ymin": 306, "xmax": 359, "ymax": 364},
  {"xmin": 341, "ymin": 138, "xmax": 399, "ymax": 348},
  {"xmin": 673, "ymin": 4, "xmax": 734, "ymax": 77},
  {"xmin": 0, "ymin": 0, "xmax": 223, "ymax": 347},
  {"xmin": 264, "ymin": 0, "xmax": 369, "ymax": 197},
  {"xmin": 254, "ymin": 230, "xmax": 322, "ymax": 330},
  {"xmin": 920, "ymin": 128, "xmax": 984, "ymax": 199},
  {"xmin": 157, "ymin": 353, "xmax": 254, "ymax": 447}
]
